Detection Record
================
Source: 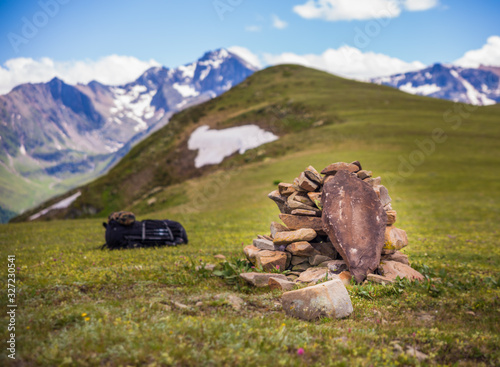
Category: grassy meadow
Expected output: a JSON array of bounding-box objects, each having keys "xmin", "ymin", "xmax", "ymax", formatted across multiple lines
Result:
[{"xmin": 1, "ymin": 66, "xmax": 500, "ymax": 365}]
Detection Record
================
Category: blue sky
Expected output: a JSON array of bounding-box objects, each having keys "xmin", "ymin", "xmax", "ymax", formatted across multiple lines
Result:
[{"xmin": 0, "ymin": 0, "xmax": 499, "ymax": 93}]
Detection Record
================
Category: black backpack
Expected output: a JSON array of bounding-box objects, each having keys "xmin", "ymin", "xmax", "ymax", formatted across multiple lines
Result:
[{"xmin": 102, "ymin": 217, "xmax": 188, "ymax": 250}]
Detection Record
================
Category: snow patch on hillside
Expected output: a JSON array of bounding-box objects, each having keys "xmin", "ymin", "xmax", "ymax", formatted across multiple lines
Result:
[
  {"xmin": 29, "ymin": 191, "xmax": 81, "ymax": 221},
  {"xmin": 188, "ymin": 125, "xmax": 278, "ymax": 168},
  {"xmin": 178, "ymin": 63, "xmax": 196, "ymax": 79},
  {"xmin": 400, "ymin": 83, "xmax": 441, "ymax": 96},
  {"xmin": 110, "ymin": 87, "xmax": 156, "ymax": 131},
  {"xmin": 173, "ymin": 83, "xmax": 199, "ymax": 97}
]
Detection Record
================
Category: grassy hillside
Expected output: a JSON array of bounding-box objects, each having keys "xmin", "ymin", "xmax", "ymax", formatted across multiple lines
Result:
[
  {"xmin": 16, "ymin": 64, "xmax": 500, "ymax": 222},
  {"xmin": 1, "ymin": 65, "xmax": 499, "ymax": 365}
]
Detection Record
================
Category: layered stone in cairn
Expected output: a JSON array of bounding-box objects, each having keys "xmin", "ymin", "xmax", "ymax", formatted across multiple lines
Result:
[{"xmin": 243, "ymin": 161, "xmax": 423, "ymax": 285}]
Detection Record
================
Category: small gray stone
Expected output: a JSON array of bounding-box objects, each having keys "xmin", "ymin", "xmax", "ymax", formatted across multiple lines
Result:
[
  {"xmin": 278, "ymin": 183, "xmax": 295, "ymax": 196},
  {"xmin": 291, "ymin": 256, "xmax": 309, "ymax": 265},
  {"xmin": 215, "ymin": 294, "xmax": 245, "ymax": 311},
  {"xmin": 257, "ymin": 234, "xmax": 273, "ymax": 241},
  {"xmin": 268, "ymin": 190, "xmax": 292, "ymax": 213},
  {"xmin": 405, "ymin": 347, "xmax": 428, "ymax": 362},
  {"xmin": 269, "ymin": 277, "xmax": 295, "ymax": 291},
  {"xmin": 298, "ymin": 172, "xmax": 319, "ymax": 192},
  {"xmin": 286, "ymin": 241, "xmax": 316, "ymax": 256},
  {"xmin": 253, "ymin": 238, "xmax": 278, "ymax": 251},
  {"xmin": 291, "ymin": 209, "xmax": 321, "ymax": 217},
  {"xmin": 270, "ymin": 221, "xmax": 289, "ymax": 238},
  {"xmin": 378, "ymin": 185, "xmax": 392, "ymax": 206},
  {"xmin": 296, "ymin": 267, "xmax": 329, "ymax": 284},
  {"xmin": 379, "ymin": 261, "xmax": 425, "ymax": 282},
  {"xmin": 304, "ymin": 165, "xmax": 323, "ymax": 184},
  {"xmin": 364, "ymin": 176, "xmax": 381, "ymax": 186},
  {"xmin": 287, "ymin": 195, "xmax": 317, "ymax": 211},
  {"xmin": 292, "ymin": 263, "xmax": 311, "ymax": 272},
  {"xmin": 321, "ymin": 162, "xmax": 360, "ymax": 176},
  {"xmin": 239, "ymin": 272, "xmax": 288, "ymax": 287},
  {"xmin": 309, "ymin": 254, "xmax": 333, "ymax": 266},
  {"xmin": 325, "ymin": 260, "xmax": 348, "ymax": 274},
  {"xmin": 173, "ymin": 301, "xmax": 189, "ymax": 310},
  {"xmin": 357, "ymin": 170, "xmax": 372, "ymax": 180},
  {"xmin": 381, "ymin": 251, "xmax": 409, "ymax": 265},
  {"xmin": 281, "ymin": 277, "xmax": 353, "ymax": 320},
  {"xmin": 367, "ymin": 273, "xmax": 394, "ymax": 285},
  {"xmin": 292, "ymin": 193, "xmax": 315, "ymax": 206},
  {"xmin": 268, "ymin": 189, "xmax": 286, "ymax": 204},
  {"xmin": 243, "ymin": 245, "xmax": 261, "ymax": 263}
]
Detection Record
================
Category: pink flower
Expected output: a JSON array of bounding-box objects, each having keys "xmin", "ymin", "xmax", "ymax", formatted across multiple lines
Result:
[
  {"xmin": 276, "ymin": 265, "xmax": 280, "ymax": 270},
  {"xmin": 297, "ymin": 348, "xmax": 304, "ymax": 356}
]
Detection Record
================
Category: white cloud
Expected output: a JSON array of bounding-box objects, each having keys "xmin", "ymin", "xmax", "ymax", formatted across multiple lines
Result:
[
  {"xmin": 293, "ymin": 0, "xmax": 438, "ymax": 21},
  {"xmin": 0, "ymin": 55, "xmax": 160, "ymax": 95},
  {"xmin": 454, "ymin": 35, "xmax": 500, "ymax": 68},
  {"xmin": 293, "ymin": 0, "xmax": 401, "ymax": 21},
  {"xmin": 403, "ymin": 0, "xmax": 439, "ymax": 11},
  {"xmin": 272, "ymin": 15, "xmax": 288, "ymax": 29},
  {"xmin": 263, "ymin": 46, "xmax": 425, "ymax": 79},
  {"xmin": 245, "ymin": 25, "xmax": 262, "ymax": 32},
  {"xmin": 228, "ymin": 46, "xmax": 262, "ymax": 69}
]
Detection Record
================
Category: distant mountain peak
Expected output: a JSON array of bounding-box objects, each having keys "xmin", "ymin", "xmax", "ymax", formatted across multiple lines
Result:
[
  {"xmin": 0, "ymin": 47, "xmax": 257, "ymax": 215},
  {"xmin": 372, "ymin": 63, "xmax": 499, "ymax": 106}
]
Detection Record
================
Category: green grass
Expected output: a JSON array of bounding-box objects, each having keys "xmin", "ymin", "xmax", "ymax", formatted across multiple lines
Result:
[
  {"xmin": 1, "ymin": 142, "xmax": 500, "ymax": 365},
  {"xmin": 1, "ymin": 65, "xmax": 500, "ymax": 365}
]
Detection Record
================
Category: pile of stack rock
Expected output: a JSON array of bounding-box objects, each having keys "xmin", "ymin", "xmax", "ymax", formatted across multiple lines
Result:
[{"xmin": 243, "ymin": 161, "xmax": 424, "ymax": 289}]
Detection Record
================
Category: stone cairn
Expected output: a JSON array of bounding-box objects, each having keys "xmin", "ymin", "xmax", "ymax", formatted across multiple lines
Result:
[{"xmin": 241, "ymin": 161, "xmax": 424, "ymax": 320}]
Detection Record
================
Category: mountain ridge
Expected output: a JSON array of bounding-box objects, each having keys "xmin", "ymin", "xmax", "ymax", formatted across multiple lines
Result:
[
  {"xmin": 372, "ymin": 63, "xmax": 500, "ymax": 106},
  {"xmin": 12, "ymin": 64, "xmax": 500, "ymax": 223},
  {"xmin": 0, "ymin": 48, "xmax": 257, "ymax": 220}
]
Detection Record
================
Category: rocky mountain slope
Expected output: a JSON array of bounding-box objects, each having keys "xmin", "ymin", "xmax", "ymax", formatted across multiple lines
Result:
[
  {"xmin": 13, "ymin": 64, "xmax": 500, "ymax": 223},
  {"xmin": 372, "ymin": 64, "xmax": 500, "ymax": 106},
  {"xmin": 0, "ymin": 48, "xmax": 256, "ymax": 219}
]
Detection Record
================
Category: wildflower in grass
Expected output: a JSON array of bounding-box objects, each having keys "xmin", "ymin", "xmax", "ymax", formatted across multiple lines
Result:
[
  {"xmin": 81, "ymin": 313, "xmax": 87, "ymax": 317},
  {"xmin": 297, "ymin": 348, "xmax": 304, "ymax": 356},
  {"xmin": 276, "ymin": 265, "xmax": 280, "ymax": 270},
  {"xmin": 85, "ymin": 317, "xmax": 90, "ymax": 322}
]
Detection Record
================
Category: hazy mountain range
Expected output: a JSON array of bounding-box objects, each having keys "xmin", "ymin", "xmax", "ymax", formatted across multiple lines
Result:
[
  {"xmin": 1, "ymin": 47, "xmax": 499, "ymax": 222},
  {"xmin": 372, "ymin": 63, "xmax": 500, "ymax": 106},
  {"xmin": 0, "ymin": 48, "xmax": 257, "ymax": 218}
]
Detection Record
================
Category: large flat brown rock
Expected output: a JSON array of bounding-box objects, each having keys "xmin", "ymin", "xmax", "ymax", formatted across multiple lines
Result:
[{"xmin": 321, "ymin": 170, "xmax": 387, "ymax": 283}]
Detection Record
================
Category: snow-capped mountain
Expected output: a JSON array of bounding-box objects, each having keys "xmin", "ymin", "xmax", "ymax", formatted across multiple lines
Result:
[
  {"xmin": 0, "ymin": 48, "xmax": 257, "ymax": 216},
  {"xmin": 372, "ymin": 64, "xmax": 500, "ymax": 106}
]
